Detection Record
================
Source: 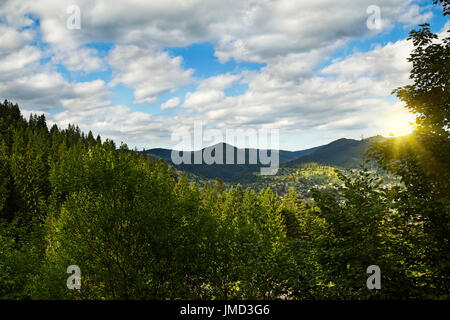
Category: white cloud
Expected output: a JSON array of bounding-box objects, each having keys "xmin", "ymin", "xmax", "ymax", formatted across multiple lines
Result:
[
  {"xmin": 213, "ymin": 0, "xmax": 417, "ymax": 63},
  {"xmin": 109, "ymin": 45, "xmax": 194, "ymax": 104},
  {"xmin": 161, "ymin": 97, "xmax": 180, "ymax": 110},
  {"xmin": 0, "ymin": 0, "xmax": 442, "ymax": 149},
  {"xmin": 1, "ymin": 0, "xmax": 422, "ymax": 64},
  {"xmin": 321, "ymin": 40, "xmax": 413, "ymax": 94},
  {"xmin": 0, "ymin": 45, "xmax": 41, "ymax": 73},
  {"xmin": 0, "ymin": 32, "xmax": 111, "ymax": 111},
  {"xmin": 198, "ymin": 73, "xmax": 241, "ymax": 91},
  {"xmin": 49, "ymin": 105, "xmax": 184, "ymax": 149},
  {"xmin": 183, "ymin": 90, "xmax": 225, "ymax": 109},
  {"xmin": 178, "ymin": 34, "xmax": 415, "ymax": 142},
  {"xmin": 50, "ymin": 46, "xmax": 104, "ymax": 72},
  {"xmin": 60, "ymin": 80, "xmax": 111, "ymax": 110},
  {"xmin": 0, "ymin": 25, "xmax": 33, "ymax": 52},
  {"xmin": 397, "ymin": 4, "xmax": 433, "ymax": 26}
]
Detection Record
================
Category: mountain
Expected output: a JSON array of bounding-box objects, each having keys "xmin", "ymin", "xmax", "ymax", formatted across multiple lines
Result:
[
  {"xmin": 283, "ymin": 136, "xmax": 386, "ymax": 169},
  {"xmin": 144, "ymin": 136, "xmax": 386, "ymax": 182},
  {"xmin": 146, "ymin": 144, "xmax": 321, "ymax": 164},
  {"xmin": 278, "ymin": 146, "xmax": 323, "ymax": 162},
  {"xmin": 145, "ymin": 143, "xmax": 323, "ymax": 183}
]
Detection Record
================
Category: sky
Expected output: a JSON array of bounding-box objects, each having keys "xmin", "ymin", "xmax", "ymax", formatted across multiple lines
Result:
[{"xmin": 0, "ymin": 0, "xmax": 448, "ymax": 151}]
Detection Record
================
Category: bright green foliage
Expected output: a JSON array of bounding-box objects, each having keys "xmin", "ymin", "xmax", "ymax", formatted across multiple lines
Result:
[
  {"xmin": 9, "ymin": 133, "xmax": 293, "ymax": 299},
  {"xmin": 310, "ymin": 170, "xmax": 420, "ymax": 298}
]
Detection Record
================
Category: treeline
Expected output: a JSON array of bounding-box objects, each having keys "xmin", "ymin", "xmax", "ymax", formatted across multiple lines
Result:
[{"xmin": 0, "ymin": 99, "xmax": 448, "ymax": 299}]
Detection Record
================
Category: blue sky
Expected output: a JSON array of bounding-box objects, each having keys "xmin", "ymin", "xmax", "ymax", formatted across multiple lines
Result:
[{"xmin": 0, "ymin": 0, "xmax": 448, "ymax": 150}]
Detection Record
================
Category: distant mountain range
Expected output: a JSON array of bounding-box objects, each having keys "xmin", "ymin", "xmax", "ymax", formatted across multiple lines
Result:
[
  {"xmin": 283, "ymin": 135, "xmax": 386, "ymax": 168},
  {"xmin": 146, "ymin": 143, "xmax": 321, "ymax": 164},
  {"xmin": 145, "ymin": 136, "xmax": 386, "ymax": 182}
]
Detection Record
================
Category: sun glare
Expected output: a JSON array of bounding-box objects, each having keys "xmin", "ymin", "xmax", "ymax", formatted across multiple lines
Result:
[{"xmin": 383, "ymin": 107, "xmax": 416, "ymax": 137}]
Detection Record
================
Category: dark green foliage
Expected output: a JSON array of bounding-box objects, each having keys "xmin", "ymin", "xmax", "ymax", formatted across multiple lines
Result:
[{"xmin": 0, "ymin": 99, "xmax": 103, "ymax": 298}]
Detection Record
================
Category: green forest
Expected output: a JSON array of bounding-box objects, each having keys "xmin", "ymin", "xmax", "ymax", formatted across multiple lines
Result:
[{"xmin": 0, "ymin": 2, "xmax": 449, "ymax": 300}]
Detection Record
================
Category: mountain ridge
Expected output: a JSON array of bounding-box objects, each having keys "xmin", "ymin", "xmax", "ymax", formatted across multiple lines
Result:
[
  {"xmin": 146, "ymin": 142, "xmax": 322, "ymax": 164},
  {"xmin": 143, "ymin": 136, "xmax": 387, "ymax": 182},
  {"xmin": 283, "ymin": 135, "xmax": 386, "ymax": 169}
]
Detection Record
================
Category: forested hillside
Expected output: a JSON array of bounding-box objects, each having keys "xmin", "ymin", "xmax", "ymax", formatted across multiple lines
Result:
[
  {"xmin": 145, "ymin": 143, "xmax": 322, "ymax": 183},
  {"xmin": 0, "ymin": 99, "xmax": 448, "ymax": 299},
  {"xmin": 283, "ymin": 136, "xmax": 386, "ymax": 169},
  {"xmin": 145, "ymin": 137, "xmax": 384, "ymax": 183}
]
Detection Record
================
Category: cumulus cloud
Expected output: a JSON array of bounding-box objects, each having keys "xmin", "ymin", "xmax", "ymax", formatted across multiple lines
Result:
[
  {"xmin": 109, "ymin": 45, "xmax": 194, "ymax": 104},
  {"xmin": 161, "ymin": 97, "xmax": 180, "ymax": 110},
  {"xmin": 213, "ymin": 0, "xmax": 417, "ymax": 63},
  {"xmin": 0, "ymin": 25, "xmax": 33, "ymax": 52},
  {"xmin": 50, "ymin": 46, "xmax": 104, "ymax": 72},
  {"xmin": 60, "ymin": 80, "xmax": 111, "ymax": 110},
  {"xmin": 48, "ymin": 105, "xmax": 185, "ymax": 149},
  {"xmin": 0, "ymin": 35, "xmax": 111, "ymax": 111},
  {"xmin": 0, "ymin": 0, "xmax": 440, "ymax": 148},
  {"xmin": 198, "ymin": 73, "xmax": 241, "ymax": 91},
  {"xmin": 0, "ymin": 45, "xmax": 41, "ymax": 73},
  {"xmin": 321, "ymin": 40, "xmax": 413, "ymax": 93},
  {"xmin": 397, "ymin": 4, "xmax": 433, "ymax": 26},
  {"xmin": 181, "ymin": 73, "xmax": 241, "ymax": 109},
  {"xmin": 178, "ymin": 34, "xmax": 415, "ymax": 141},
  {"xmin": 183, "ymin": 90, "xmax": 225, "ymax": 109},
  {"xmin": 1, "ymin": 0, "xmax": 422, "ymax": 63}
]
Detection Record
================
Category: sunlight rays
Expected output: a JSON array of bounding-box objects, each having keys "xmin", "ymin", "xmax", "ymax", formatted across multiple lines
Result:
[{"xmin": 384, "ymin": 106, "xmax": 416, "ymax": 137}]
